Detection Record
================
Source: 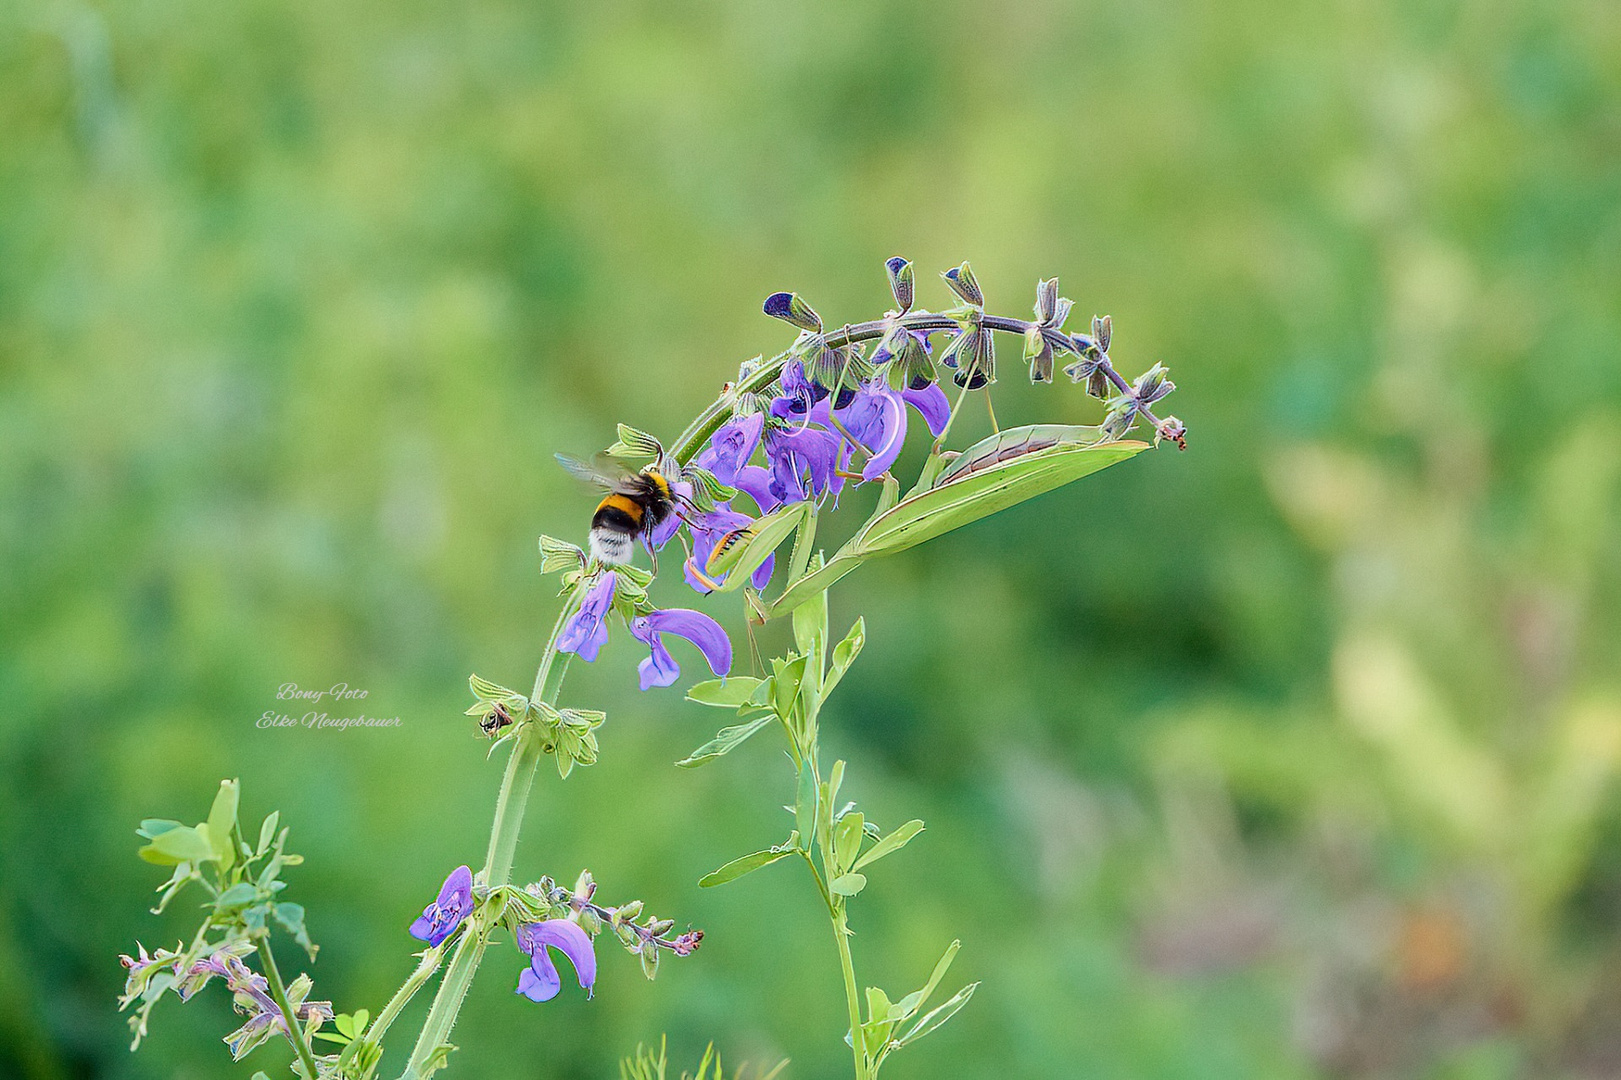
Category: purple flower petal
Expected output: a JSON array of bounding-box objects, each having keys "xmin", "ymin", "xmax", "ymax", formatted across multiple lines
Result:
[
  {"xmin": 409, "ymin": 865, "xmax": 474, "ymax": 947},
  {"xmin": 556, "ymin": 573, "xmax": 616, "ymax": 663},
  {"xmin": 750, "ymin": 551, "xmax": 775, "ymax": 591},
  {"xmin": 630, "ymin": 608, "xmax": 733, "ymax": 690},
  {"xmin": 515, "ymin": 919, "xmax": 596, "ymax": 1002},
  {"xmin": 902, "ymin": 382, "xmax": 951, "ymax": 437},
  {"xmin": 733, "ymin": 465, "xmax": 778, "ymax": 513},
  {"xmin": 697, "ymin": 414, "xmax": 764, "ymax": 485}
]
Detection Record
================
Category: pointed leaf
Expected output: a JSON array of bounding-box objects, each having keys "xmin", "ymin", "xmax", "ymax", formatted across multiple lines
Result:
[
  {"xmin": 207, "ymin": 779, "xmax": 240, "ymax": 870},
  {"xmin": 852, "ymin": 819, "xmax": 925, "ymax": 872},
  {"xmin": 895, "ymin": 983, "xmax": 978, "ymax": 1046},
  {"xmin": 795, "ymin": 758, "xmax": 817, "ymax": 850},
  {"xmin": 144, "ymin": 826, "xmax": 214, "ymax": 865},
  {"xmin": 823, "ymin": 617, "xmax": 866, "ymax": 698},
  {"xmin": 676, "ymin": 716, "xmax": 775, "ymax": 768},
  {"xmin": 698, "ymin": 846, "xmax": 795, "ymax": 888},
  {"xmin": 685, "ymin": 677, "xmax": 764, "ymax": 709}
]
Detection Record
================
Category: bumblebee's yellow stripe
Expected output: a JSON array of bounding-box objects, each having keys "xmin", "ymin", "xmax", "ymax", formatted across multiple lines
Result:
[{"xmin": 597, "ymin": 493, "xmax": 645, "ymax": 526}]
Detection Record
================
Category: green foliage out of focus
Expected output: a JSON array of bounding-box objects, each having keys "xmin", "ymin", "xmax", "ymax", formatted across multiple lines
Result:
[{"xmin": 1, "ymin": 0, "xmax": 1618, "ymax": 1078}]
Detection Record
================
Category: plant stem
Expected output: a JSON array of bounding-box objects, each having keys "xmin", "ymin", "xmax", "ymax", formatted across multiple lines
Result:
[
  {"xmin": 398, "ymin": 587, "xmax": 583, "ymax": 1080},
  {"xmin": 401, "ymin": 928, "xmax": 485, "ymax": 1079},
  {"xmin": 365, "ymin": 945, "xmax": 443, "ymax": 1047},
  {"xmin": 258, "ymin": 937, "xmax": 322, "ymax": 1080},
  {"xmin": 831, "ymin": 907, "xmax": 867, "ymax": 1080}
]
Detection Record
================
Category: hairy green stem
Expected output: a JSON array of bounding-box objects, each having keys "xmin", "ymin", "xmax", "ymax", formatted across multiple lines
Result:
[
  {"xmin": 398, "ymin": 588, "xmax": 582, "ymax": 1080},
  {"xmin": 258, "ymin": 937, "xmax": 322, "ymax": 1080},
  {"xmin": 366, "ymin": 945, "xmax": 443, "ymax": 1047},
  {"xmin": 832, "ymin": 908, "xmax": 867, "ymax": 1080}
]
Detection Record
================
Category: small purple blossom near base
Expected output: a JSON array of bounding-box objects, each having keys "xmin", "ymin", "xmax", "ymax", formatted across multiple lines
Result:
[
  {"xmin": 409, "ymin": 865, "xmax": 474, "ymax": 947},
  {"xmin": 178, "ymin": 950, "xmax": 332, "ymax": 1060},
  {"xmin": 556, "ymin": 573, "xmax": 617, "ymax": 662},
  {"xmin": 515, "ymin": 919, "xmax": 597, "ymax": 1002}
]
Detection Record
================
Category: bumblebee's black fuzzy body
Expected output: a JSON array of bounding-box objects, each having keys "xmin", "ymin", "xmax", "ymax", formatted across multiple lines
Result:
[{"xmin": 588, "ymin": 471, "xmax": 674, "ymax": 564}]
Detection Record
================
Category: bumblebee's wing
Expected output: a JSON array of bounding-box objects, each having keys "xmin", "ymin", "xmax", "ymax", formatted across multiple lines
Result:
[{"xmin": 554, "ymin": 453, "xmax": 627, "ymax": 491}]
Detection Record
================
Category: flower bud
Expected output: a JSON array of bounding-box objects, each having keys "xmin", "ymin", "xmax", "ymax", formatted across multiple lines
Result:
[
  {"xmin": 1024, "ymin": 325, "xmax": 1054, "ymax": 383},
  {"xmin": 1092, "ymin": 314, "xmax": 1112, "ymax": 353},
  {"xmin": 885, "ymin": 256, "xmax": 914, "ymax": 313},
  {"xmin": 1156, "ymin": 415, "xmax": 1187, "ymax": 449},
  {"xmin": 763, "ymin": 291, "xmax": 823, "ymax": 332},
  {"xmin": 1035, "ymin": 277, "xmax": 1059, "ymax": 324},
  {"xmin": 941, "ymin": 262, "xmax": 983, "ymax": 306}
]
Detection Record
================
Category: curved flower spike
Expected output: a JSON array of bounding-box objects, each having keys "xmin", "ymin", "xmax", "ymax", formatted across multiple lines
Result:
[
  {"xmin": 629, "ymin": 609, "xmax": 733, "ymax": 691},
  {"xmin": 556, "ymin": 573, "xmax": 617, "ymax": 663},
  {"xmin": 409, "ymin": 865, "xmax": 475, "ymax": 947},
  {"xmin": 516, "ymin": 919, "xmax": 597, "ymax": 1002}
]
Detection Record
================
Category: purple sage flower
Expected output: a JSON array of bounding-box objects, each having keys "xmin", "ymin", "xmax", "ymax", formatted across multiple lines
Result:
[
  {"xmin": 733, "ymin": 464, "xmax": 779, "ymax": 514},
  {"xmin": 409, "ymin": 865, "xmax": 475, "ymax": 947},
  {"xmin": 557, "ymin": 573, "xmax": 617, "ymax": 663},
  {"xmin": 628, "ymin": 608, "xmax": 733, "ymax": 690},
  {"xmin": 833, "ymin": 382, "xmax": 908, "ymax": 481},
  {"xmin": 693, "ymin": 413, "xmax": 764, "ymax": 486},
  {"xmin": 515, "ymin": 919, "xmax": 598, "ymax": 1002},
  {"xmin": 763, "ymin": 423, "xmax": 842, "ymax": 505}
]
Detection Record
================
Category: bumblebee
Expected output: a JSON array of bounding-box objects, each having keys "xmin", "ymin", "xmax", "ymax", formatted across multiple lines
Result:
[{"xmin": 556, "ymin": 455, "xmax": 677, "ymax": 565}]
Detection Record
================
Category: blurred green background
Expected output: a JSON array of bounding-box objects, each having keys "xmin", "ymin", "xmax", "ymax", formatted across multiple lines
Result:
[{"xmin": 3, "ymin": 0, "xmax": 1620, "ymax": 1077}]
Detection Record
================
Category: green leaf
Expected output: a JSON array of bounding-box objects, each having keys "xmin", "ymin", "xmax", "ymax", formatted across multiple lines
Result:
[
  {"xmin": 207, "ymin": 779, "xmax": 240, "ymax": 871},
  {"xmin": 256, "ymin": 811, "xmax": 280, "ymax": 857},
  {"xmin": 773, "ymin": 655, "xmax": 806, "ymax": 722},
  {"xmin": 685, "ymin": 677, "xmax": 764, "ymax": 709},
  {"xmin": 795, "ymin": 759, "xmax": 816, "ymax": 850},
  {"xmin": 895, "ymin": 982, "xmax": 979, "ymax": 1046},
  {"xmin": 829, "ymin": 873, "xmax": 867, "ymax": 896},
  {"xmin": 823, "ymin": 617, "xmax": 865, "ymax": 699},
  {"xmin": 705, "ymin": 501, "xmax": 810, "ymax": 588},
  {"xmin": 143, "ymin": 825, "xmax": 214, "ymax": 865},
  {"xmin": 136, "ymin": 819, "xmax": 183, "ymax": 840},
  {"xmin": 863, "ymin": 986, "xmax": 895, "ymax": 1057},
  {"xmin": 215, "ymin": 882, "xmax": 258, "ymax": 910},
  {"xmin": 698, "ymin": 846, "xmax": 794, "ymax": 888},
  {"xmin": 852, "ymin": 819, "xmax": 925, "ymax": 872},
  {"xmin": 676, "ymin": 715, "xmax": 774, "ymax": 768},
  {"xmin": 834, "ymin": 813, "xmax": 864, "ymax": 874},
  {"xmin": 274, "ymin": 902, "xmax": 317, "ymax": 959}
]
